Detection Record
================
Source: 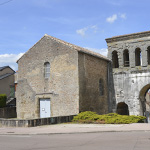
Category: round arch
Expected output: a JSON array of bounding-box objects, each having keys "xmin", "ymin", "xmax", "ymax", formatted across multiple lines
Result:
[
  {"xmin": 116, "ymin": 102, "xmax": 129, "ymax": 115},
  {"xmin": 139, "ymin": 84, "xmax": 150, "ymax": 116},
  {"xmin": 147, "ymin": 46, "xmax": 150, "ymax": 65},
  {"xmin": 123, "ymin": 49, "xmax": 129, "ymax": 67},
  {"xmin": 112, "ymin": 50, "xmax": 119, "ymax": 68},
  {"xmin": 135, "ymin": 48, "xmax": 141, "ymax": 66}
]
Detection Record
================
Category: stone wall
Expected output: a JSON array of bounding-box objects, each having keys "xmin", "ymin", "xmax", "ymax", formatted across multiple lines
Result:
[
  {"xmin": 0, "ymin": 115, "xmax": 74, "ymax": 127},
  {"xmin": 106, "ymin": 31, "xmax": 150, "ymax": 115},
  {"xmin": 78, "ymin": 52, "xmax": 115, "ymax": 114},
  {"xmin": 113, "ymin": 69, "xmax": 150, "ymax": 115},
  {"xmin": 16, "ymin": 35, "xmax": 79, "ymax": 119},
  {"xmin": 107, "ymin": 62, "xmax": 116, "ymax": 113}
]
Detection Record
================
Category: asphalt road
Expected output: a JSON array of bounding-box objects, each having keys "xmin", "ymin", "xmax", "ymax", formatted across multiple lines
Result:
[{"xmin": 0, "ymin": 131, "xmax": 150, "ymax": 150}]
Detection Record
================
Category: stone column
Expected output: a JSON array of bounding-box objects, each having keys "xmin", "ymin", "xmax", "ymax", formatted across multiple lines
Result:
[
  {"xmin": 107, "ymin": 46, "xmax": 112, "ymax": 60},
  {"xmin": 141, "ymin": 45, "xmax": 147, "ymax": 67},
  {"xmin": 118, "ymin": 50, "xmax": 123, "ymax": 68},
  {"xmin": 129, "ymin": 46, "xmax": 135, "ymax": 68}
]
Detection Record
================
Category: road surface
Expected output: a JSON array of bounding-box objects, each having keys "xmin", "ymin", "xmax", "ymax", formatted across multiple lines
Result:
[{"xmin": 0, "ymin": 131, "xmax": 150, "ymax": 150}]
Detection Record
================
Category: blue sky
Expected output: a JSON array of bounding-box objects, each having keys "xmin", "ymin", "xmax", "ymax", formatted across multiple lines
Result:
[{"xmin": 0, "ymin": 0, "xmax": 150, "ymax": 70}]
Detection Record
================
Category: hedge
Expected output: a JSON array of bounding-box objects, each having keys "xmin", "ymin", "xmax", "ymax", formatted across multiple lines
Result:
[
  {"xmin": 72, "ymin": 111, "xmax": 146, "ymax": 124},
  {"xmin": 0, "ymin": 94, "xmax": 6, "ymax": 108}
]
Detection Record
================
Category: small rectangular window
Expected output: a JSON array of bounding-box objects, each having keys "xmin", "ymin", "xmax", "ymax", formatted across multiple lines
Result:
[{"xmin": 44, "ymin": 62, "xmax": 50, "ymax": 78}]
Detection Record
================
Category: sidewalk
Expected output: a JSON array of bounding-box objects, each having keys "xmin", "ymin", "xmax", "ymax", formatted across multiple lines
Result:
[{"xmin": 0, "ymin": 123, "xmax": 150, "ymax": 135}]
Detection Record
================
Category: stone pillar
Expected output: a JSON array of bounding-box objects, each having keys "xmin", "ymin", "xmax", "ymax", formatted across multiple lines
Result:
[
  {"xmin": 129, "ymin": 47, "xmax": 135, "ymax": 68},
  {"xmin": 141, "ymin": 45, "xmax": 147, "ymax": 67},
  {"xmin": 118, "ymin": 50, "xmax": 123, "ymax": 68},
  {"xmin": 107, "ymin": 47, "xmax": 112, "ymax": 60}
]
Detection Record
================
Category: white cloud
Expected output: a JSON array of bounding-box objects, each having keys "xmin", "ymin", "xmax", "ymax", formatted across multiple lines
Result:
[
  {"xmin": 0, "ymin": 53, "xmax": 24, "ymax": 71},
  {"xmin": 76, "ymin": 25, "xmax": 98, "ymax": 36},
  {"xmin": 120, "ymin": 13, "xmax": 126, "ymax": 19},
  {"xmin": 76, "ymin": 27, "xmax": 88, "ymax": 36},
  {"xmin": 84, "ymin": 47, "xmax": 108, "ymax": 57},
  {"xmin": 91, "ymin": 25, "xmax": 98, "ymax": 33},
  {"xmin": 106, "ymin": 0, "xmax": 121, "ymax": 6},
  {"xmin": 106, "ymin": 14, "xmax": 117, "ymax": 23},
  {"xmin": 99, "ymin": 48, "xmax": 108, "ymax": 57}
]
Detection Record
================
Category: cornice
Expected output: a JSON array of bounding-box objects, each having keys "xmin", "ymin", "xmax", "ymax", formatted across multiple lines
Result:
[{"xmin": 106, "ymin": 31, "xmax": 150, "ymax": 43}]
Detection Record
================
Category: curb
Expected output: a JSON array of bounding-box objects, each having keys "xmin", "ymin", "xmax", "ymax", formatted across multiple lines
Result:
[{"xmin": 0, "ymin": 130, "xmax": 150, "ymax": 136}]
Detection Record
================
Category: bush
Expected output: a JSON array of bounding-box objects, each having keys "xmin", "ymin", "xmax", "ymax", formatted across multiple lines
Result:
[
  {"xmin": 72, "ymin": 111, "xmax": 146, "ymax": 124},
  {"xmin": 0, "ymin": 94, "xmax": 7, "ymax": 108},
  {"xmin": 72, "ymin": 111, "xmax": 100, "ymax": 123}
]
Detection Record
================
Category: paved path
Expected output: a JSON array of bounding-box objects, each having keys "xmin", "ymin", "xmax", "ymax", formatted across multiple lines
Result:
[{"xmin": 0, "ymin": 123, "xmax": 150, "ymax": 135}]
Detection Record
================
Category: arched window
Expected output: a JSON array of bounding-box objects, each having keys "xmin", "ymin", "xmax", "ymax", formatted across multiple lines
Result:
[
  {"xmin": 44, "ymin": 62, "xmax": 50, "ymax": 78},
  {"xmin": 147, "ymin": 46, "xmax": 150, "ymax": 65},
  {"xmin": 123, "ymin": 49, "xmax": 129, "ymax": 67},
  {"xmin": 99, "ymin": 79, "xmax": 104, "ymax": 96},
  {"xmin": 112, "ymin": 51, "xmax": 119, "ymax": 68},
  {"xmin": 135, "ymin": 48, "xmax": 141, "ymax": 66}
]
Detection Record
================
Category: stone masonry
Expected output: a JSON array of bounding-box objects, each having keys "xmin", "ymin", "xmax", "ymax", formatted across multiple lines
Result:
[
  {"xmin": 16, "ymin": 34, "xmax": 115, "ymax": 119},
  {"xmin": 106, "ymin": 31, "xmax": 150, "ymax": 116}
]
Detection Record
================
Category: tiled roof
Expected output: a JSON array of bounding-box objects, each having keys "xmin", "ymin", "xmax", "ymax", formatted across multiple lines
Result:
[
  {"xmin": 0, "ymin": 66, "xmax": 9, "ymax": 71},
  {"xmin": 0, "ymin": 66, "xmax": 15, "ymax": 73},
  {"xmin": 17, "ymin": 34, "xmax": 110, "ymax": 62},
  {"xmin": 0, "ymin": 73, "xmax": 14, "ymax": 80},
  {"xmin": 45, "ymin": 34, "xmax": 110, "ymax": 61}
]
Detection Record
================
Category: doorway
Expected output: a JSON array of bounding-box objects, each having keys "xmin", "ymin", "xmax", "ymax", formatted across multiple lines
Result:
[
  {"xmin": 40, "ymin": 99, "xmax": 51, "ymax": 118},
  {"xmin": 116, "ymin": 102, "xmax": 129, "ymax": 115}
]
